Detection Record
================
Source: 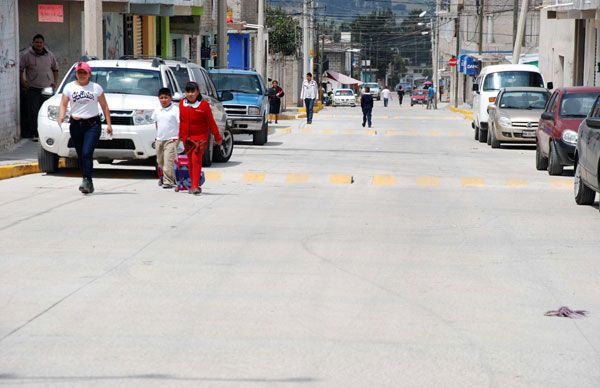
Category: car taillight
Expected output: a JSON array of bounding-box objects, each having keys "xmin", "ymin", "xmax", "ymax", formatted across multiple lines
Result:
[{"xmin": 489, "ymin": 97, "xmax": 496, "ymax": 103}]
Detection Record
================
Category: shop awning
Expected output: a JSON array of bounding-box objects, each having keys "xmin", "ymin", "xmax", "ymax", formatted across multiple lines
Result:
[{"xmin": 323, "ymin": 70, "xmax": 363, "ymax": 85}]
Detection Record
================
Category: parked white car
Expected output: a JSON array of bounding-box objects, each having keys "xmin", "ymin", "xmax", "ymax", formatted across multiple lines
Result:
[
  {"xmin": 37, "ymin": 58, "xmax": 232, "ymax": 172},
  {"xmin": 332, "ymin": 88, "xmax": 357, "ymax": 107}
]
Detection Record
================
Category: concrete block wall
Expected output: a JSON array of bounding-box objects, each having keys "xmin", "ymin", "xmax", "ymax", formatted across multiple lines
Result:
[{"xmin": 0, "ymin": 0, "xmax": 19, "ymax": 150}]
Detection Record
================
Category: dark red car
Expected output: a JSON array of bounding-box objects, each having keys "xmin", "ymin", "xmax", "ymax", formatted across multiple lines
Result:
[
  {"xmin": 410, "ymin": 89, "xmax": 427, "ymax": 106},
  {"xmin": 536, "ymin": 86, "xmax": 600, "ymax": 175}
]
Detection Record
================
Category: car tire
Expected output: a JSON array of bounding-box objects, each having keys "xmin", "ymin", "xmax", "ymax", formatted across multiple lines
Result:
[
  {"xmin": 478, "ymin": 127, "xmax": 488, "ymax": 143},
  {"xmin": 38, "ymin": 145, "xmax": 58, "ymax": 173},
  {"xmin": 411, "ymin": 102, "xmax": 414, "ymax": 107},
  {"xmin": 202, "ymin": 136, "xmax": 213, "ymax": 167},
  {"xmin": 253, "ymin": 121, "xmax": 268, "ymax": 145},
  {"xmin": 535, "ymin": 143, "xmax": 549, "ymax": 170},
  {"xmin": 490, "ymin": 128, "xmax": 500, "ymax": 148},
  {"xmin": 213, "ymin": 128, "xmax": 234, "ymax": 163},
  {"xmin": 547, "ymin": 142, "xmax": 564, "ymax": 176},
  {"xmin": 574, "ymin": 162, "xmax": 595, "ymax": 205},
  {"xmin": 474, "ymin": 125, "xmax": 479, "ymax": 140},
  {"xmin": 486, "ymin": 126, "xmax": 492, "ymax": 146}
]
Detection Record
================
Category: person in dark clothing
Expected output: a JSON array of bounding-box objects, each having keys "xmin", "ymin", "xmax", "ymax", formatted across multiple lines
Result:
[
  {"xmin": 361, "ymin": 87, "xmax": 374, "ymax": 128},
  {"xmin": 397, "ymin": 85, "xmax": 405, "ymax": 105},
  {"xmin": 268, "ymin": 80, "xmax": 284, "ymax": 124}
]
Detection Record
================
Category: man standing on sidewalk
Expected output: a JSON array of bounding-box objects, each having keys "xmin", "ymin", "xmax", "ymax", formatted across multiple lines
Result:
[
  {"xmin": 381, "ymin": 86, "xmax": 392, "ymax": 107},
  {"xmin": 426, "ymin": 85, "xmax": 436, "ymax": 110},
  {"xmin": 301, "ymin": 73, "xmax": 318, "ymax": 124},
  {"xmin": 20, "ymin": 34, "xmax": 59, "ymax": 139}
]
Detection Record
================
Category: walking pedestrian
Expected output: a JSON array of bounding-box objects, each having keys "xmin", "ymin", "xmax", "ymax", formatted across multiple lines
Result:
[
  {"xmin": 268, "ymin": 80, "xmax": 284, "ymax": 124},
  {"xmin": 153, "ymin": 88, "xmax": 179, "ymax": 189},
  {"xmin": 179, "ymin": 82, "xmax": 222, "ymax": 195},
  {"xmin": 381, "ymin": 86, "xmax": 392, "ymax": 107},
  {"xmin": 361, "ymin": 87, "xmax": 374, "ymax": 128},
  {"xmin": 300, "ymin": 73, "xmax": 318, "ymax": 124},
  {"xmin": 20, "ymin": 34, "xmax": 59, "ymax": 139},
  {"xmin": 397, "ymin": 85, "xmax": 405, "ymax": 105},
  {"xmin": 427, "ymin": 86, "xmax": 435, "ymax": 110},
  {"xmin": 57, "ymin": 61, "xmax": 112, "ymax": 194}
]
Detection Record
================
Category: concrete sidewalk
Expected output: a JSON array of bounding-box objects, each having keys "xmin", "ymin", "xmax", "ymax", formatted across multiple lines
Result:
[{"xmin": 0, "ymin": 140, "xmax": 41, "ymax": 180}]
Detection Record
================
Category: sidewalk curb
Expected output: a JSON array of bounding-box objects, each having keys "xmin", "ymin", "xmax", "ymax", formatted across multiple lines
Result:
[
  {"xmin": 278, "ymin": 103, "xmax": 324, "ymax": 120},
  {"xmin": 449, "ymin": 106, "xmax": 474, "ymax": 121},
  {"xmin": 0, "ymin": 162, "xmax": 40, "ymax": 181}
]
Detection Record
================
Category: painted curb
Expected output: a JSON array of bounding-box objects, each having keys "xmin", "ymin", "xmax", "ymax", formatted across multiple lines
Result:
[
  {"xmin": 449, "ymin": 106, "xmax": 474, "ymax": 121},
  {"xmin": 0, "ymin": 163, "xmax": 40, "ymax": 181}
]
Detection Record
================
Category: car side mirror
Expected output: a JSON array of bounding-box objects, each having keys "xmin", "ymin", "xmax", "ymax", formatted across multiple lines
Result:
[
  {"xmin": 172, "ymin": 92, "xmax": 183, "ymax": 102},
  {"xmin": 547, "ymin": 82, "xmax": 554, "ymax": 90},
  {"xmin": 541, "ymin": 112, "xmax": 554, "ymax": 121},
  {"xmin": 220, "ymin": 90, "xmax": 234, "ymax": 102},
  {"xmin": 586, "ymin": 117, "xmax": 600, "ymax": 129},
  {"xmin": 472, "ymin": 84, "xmax": 479, "ymax": 93}
]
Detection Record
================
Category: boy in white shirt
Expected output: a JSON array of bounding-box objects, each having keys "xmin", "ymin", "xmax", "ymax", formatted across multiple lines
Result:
[{"xmin": 152, "ymin": 88, "xmax": 180, "ymax": 189}]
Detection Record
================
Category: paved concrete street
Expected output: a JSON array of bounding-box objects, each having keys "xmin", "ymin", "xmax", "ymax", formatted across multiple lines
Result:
[{"xmin": 1, "ymin": 102, "xmax": 600, "ymax": 387}]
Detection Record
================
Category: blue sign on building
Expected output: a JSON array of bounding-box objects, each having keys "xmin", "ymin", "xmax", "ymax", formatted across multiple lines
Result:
[{"xmin": 465, "ymin": 56, "xmax": 479, "ymax": 76}]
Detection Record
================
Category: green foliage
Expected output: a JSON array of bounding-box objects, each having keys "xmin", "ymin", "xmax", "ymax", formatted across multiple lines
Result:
[{"xmin": 265, "ymin": 7, "xmax": 301, "ymax": 56}]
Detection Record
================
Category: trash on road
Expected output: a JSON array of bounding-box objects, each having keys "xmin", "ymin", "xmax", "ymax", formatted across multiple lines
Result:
[{"xmin": 544, "ymin": 306, "xmax": 588, "ymax": 318}]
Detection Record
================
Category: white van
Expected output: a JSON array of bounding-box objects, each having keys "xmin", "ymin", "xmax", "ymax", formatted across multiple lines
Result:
[{"xmin": 472, "ymin": 64, "xmax": 551, "ymax": 142}]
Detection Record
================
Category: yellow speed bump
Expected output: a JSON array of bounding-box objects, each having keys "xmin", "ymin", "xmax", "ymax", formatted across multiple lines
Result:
[
  {"xmin": 204, "ymin": 171, "xmax": 222, "ymax": 181},
  {"xmin": 372, "ymin": 175, "xmax": 396, "ymax": 186},
  {"xmin": 329, "ymin": 174, "xmax": 353, "ymax": 184},
  {"xmin": 416, "ymin": 176, "xmax": 441, "ymax": 188},
  {"xmin": 461, "ymin": 177, "xmax": 484, "ymax": 187},
  {"xmin": 285, "ymin": 173, "xmax": 309, "ymax": 184},
  {"xmin": 243, "ymin": 172, "xmax": 266, "ymax": 183}
]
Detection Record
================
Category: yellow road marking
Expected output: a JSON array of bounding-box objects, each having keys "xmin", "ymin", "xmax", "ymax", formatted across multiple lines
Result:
[
  {"xmin": 449, "ymin": 131, "xmax": 463, "ymax": 137},
  {"xmin": 285, "ymin": 173, "xmax": 309, "ymax": 184},
  {"xmin": 550, "ymin": 179, "xmax": 571, "ymax": 189},
  {"xmin": 429, "ymin": 130, "xmax": 441, "ymax": 137},
  {"xmin": 243, "ymin": 172, "xmax": 265, "ymax": 183},
  {"xmin": 461, "ymin": 177, "xmax": 484, "ymax": 187},
  {"xmin": 278, "ymin": 127, "xmax": 292, "ymax": 134},
  {"xmin": 322, "ymin": 128, "xmax": 334, "ymax": 135},
  {"xmin": 416, "ymin": 176, "xmax": 440, "ymax": 187},
  {"xmin": 343, "ymin": 129, "xmax": 355, "ymax": 135},
  {"xmin": 372, "ymin": 175, "xmax": 396, "ymax": 186},
  {"xmin": 506, "ymin": 178, "xmax": 528, "ymax": 188},
  {"xmin": 204, "ymin": 171, "xmax": 222, "ymax": 181},
  {"xmin": 302, "ymin": 127, "xmax": 312, "ymax": 134},
  {"xmin": 367, "ymin": 130, "xmax": 377, "ymax": 136},
  {"xmin": 384, "ymin": 130, "xmax": 400, "ymax": 136},
  {"xmin": 330, "ymin": 174, "xmax": 353, "ymax": 184}
]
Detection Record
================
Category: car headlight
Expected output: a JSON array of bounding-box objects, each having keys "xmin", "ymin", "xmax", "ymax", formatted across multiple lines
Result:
[
  {"xmin": 498, "ymin": 117, "xmax": 511, "ymax": 127},
  {"xmin": 47, "ymin": 106, "xmax": 70, "ymax": 122},
  {"xmin": 248, "ymin": 106, "xmax": 260, "ymax": 116},
  {"xmin": 133, "ymin": 109, "xmax": 154, "ymax": 125},
  {"xmin": 562, "ymin": 129, "xmax": 578, "ymax": 145}
]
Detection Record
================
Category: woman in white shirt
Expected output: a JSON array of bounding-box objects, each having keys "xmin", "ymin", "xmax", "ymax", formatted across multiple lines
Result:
[{"xmin": 58, "ymin": 62, "xmax": 112, "ymax": 194}]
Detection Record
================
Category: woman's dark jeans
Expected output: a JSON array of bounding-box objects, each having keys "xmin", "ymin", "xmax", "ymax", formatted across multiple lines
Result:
[{"xmin": 70, "ymin": 118, "xmax": 101, "ymax": 179}]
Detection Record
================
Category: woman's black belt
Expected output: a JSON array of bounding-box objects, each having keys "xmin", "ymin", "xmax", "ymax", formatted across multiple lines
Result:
[{"xmin": 72, "ymin": 115, "xmax": 100, "ymax": 125}]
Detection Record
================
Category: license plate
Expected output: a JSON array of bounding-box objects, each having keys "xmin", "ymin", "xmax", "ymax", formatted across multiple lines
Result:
[{"xmin": 522, "ymin": 130, "xmax": 535, "ymax": 138}]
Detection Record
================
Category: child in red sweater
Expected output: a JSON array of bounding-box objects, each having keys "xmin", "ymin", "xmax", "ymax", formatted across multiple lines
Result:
[{"xmin": 179, "ymin": 82, "xmax": 223, "ymax": 195}]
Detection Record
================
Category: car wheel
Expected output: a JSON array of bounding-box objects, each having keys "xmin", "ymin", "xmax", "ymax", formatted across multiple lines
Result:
[
  {"xmin": 213, "ymin": 128, "xmax": 234, "ymax": 163},
  {"xmin": 253, "ymin": 121, "xmax": 268, "ymax": 145},
  {"xmin": 535, "ymin": 142, "xmax": 549, "ymax": 171},
  {"xmin": 547, "ymin": 141, "xmax": 564, "ymax": 176},
  {"xmin": 38, "ymin": 145, "xmax": 58, "ymax": 173},
  {"xmin": 486, "ymin": 125, "xmax": 492, "ymax": 146},
  {"xmin": 478, "ymin": 127, "xmax": 488, "ymax": 143},
  {"xmin": 574, "ymin": 162, "xmax": 595, "ymax": 205},
  {"xmin": 474, "ymin": 125, "xmax": 479, "ymax": 140},
  {"xmin": 411, "ymin": 102, "xmax": 414, "ymax": 106},
  {"xmin": 202, "ymin": 136, "xmax": 213, "ymax": 167},
  {"xmin": 490, "ymin": 128, "xmax": 500, "ymax": 148}
]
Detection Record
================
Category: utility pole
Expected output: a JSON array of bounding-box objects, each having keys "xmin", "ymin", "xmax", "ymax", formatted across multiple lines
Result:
[
  {"xmin": 513, "ymin": 0, "xmax": 518, "ymax": 47},
  {"xmin": 512, "ymin": 0, "xmax": 528, "ymax": 64},
  {"xmin": 478, "ymin": 0, "xmax": 484, "ymax": 54},
  {"xmin": 217, "ymin": 0, "xmax": 228, "ymax": 68},
  {"xmin": 302, "ymin": 0, "xmax": 309, "ymax": 78},
  {"xmin": 256, "ymin": 0, "xmax": 265, "ymax": 77},
  {"xmin": 432, "ymin": 12, "xmax": 439, "ymax": 109},
  {"xmin": 453, "ymin": 15, "xmax": 460, "ymax": 108}
]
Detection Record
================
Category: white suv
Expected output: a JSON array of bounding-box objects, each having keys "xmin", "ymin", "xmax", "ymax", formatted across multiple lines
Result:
[{"xmin": 38, "ymin": 59, "xmax": 184, "ymax": 172}]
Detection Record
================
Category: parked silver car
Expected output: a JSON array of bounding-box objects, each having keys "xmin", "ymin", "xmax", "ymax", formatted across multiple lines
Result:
[{"xmin": 486, "ymin": 87, "xmax": 550, "ymax": 148}]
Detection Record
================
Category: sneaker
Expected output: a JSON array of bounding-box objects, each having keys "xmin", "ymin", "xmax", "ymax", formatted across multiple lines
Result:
[
  {"xmin": 162, "ymin": 184, "xmax": 174, "ymax": 189},
  {"xmin": 362, "ymin": 122, "xmax": 365, "ymax": 127},
  {"xmin": 158, "ymin": 177, "xmax": 163, "ymax": 186},
  {"xmin": 79, "ymin": 178, "xmax": 94, "ymax": 194},
  {"xmin": 191, "ymin": 187, "xmax": 202, "ymax": 196}
]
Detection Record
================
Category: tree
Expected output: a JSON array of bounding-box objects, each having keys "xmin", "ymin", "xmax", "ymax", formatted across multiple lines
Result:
[{"xmin": 265, "ymin": 7, "xmax": 301, "ymax": 56}]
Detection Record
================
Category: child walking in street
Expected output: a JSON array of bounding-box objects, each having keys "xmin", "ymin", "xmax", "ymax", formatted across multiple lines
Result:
[
  {"xmin": 179, "ymin": 82, "xmax": 222, "ymax": 195},
  {"xmin": 153, "ymin": 88, "xmax": 179, "ymax": 189}
]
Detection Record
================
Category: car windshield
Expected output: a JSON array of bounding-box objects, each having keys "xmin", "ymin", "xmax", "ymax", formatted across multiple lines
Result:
[
  {"xmin": 210, "ymin": 73, "xmax": 263, "ymax": 95},
  {"xmin": 559, "ymin": 92, "xmax": 599, "ymax": 118},
  {"xmin": 483, "ymin": 71, "xmax": 544, "ymax": 91},
  {"xmin": 365, "ymin": 83, "xmax": 379, "ymax": 89},
  {"xmin": 169, "ymin": 66, "xmax": 191, "ymax": 90},
  {"xmin": 60, "ymin": 67, "xmax": 162, "ymax": 96},
  {"xmin": 413, "ymin": 90, "xmax": 425, "ymax": 95},
  {"xmin": 335, "ymin": 90, "xmax": 353, "ymax": 96},
  {"xmin": 499, "ymin": 91, "xmax": 549, "ymax": 109}
]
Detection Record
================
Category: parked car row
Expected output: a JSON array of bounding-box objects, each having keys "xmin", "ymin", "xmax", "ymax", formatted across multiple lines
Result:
[
  {"xmin": 472, "ymin": 63, "xmax": 600, "ymax": 212},
  {"xmin": 37, "ymin": 57, "xmax": 272, "ymax": 173}
]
